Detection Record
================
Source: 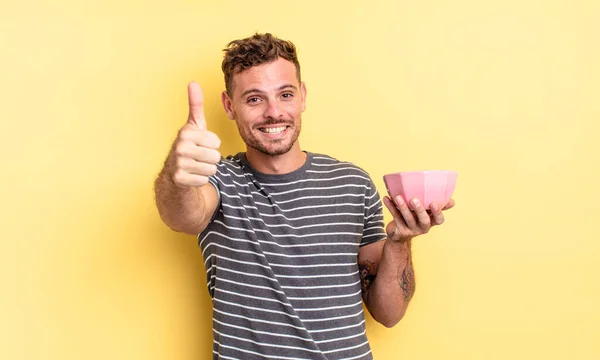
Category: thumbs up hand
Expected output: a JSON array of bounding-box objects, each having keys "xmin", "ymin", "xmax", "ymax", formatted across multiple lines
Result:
[{"xmin": 170, "ymin": 82, "xmax": 222, "ymax": 188}]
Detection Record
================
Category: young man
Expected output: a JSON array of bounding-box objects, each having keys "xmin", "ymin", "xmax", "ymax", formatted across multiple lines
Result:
[{"xmin": 154, "ymin": 33, "xmax": 454, "ymax": 360}]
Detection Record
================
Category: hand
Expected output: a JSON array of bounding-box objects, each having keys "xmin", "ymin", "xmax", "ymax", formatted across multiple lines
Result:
[
  {"xmin": 170, "ymin": 82, "xmax": 222, "ymax": 187},
  {"xmin": 383, "ymin": 196, "xmax": 455, "ymax": 242}
]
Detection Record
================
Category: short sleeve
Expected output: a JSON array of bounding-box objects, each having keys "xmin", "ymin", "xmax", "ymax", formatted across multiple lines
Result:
[
  {"xmin": 204, "ymin": 160, "xmax": 226, "ymax": 224},
  {"xmin": 360, "ymin": 178, "xmax": 387, "ymax": 246}
]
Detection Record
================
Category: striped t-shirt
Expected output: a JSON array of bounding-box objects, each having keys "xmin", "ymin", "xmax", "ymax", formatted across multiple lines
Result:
[{"xmin": 199, "ymin": 151, "xmax": 387, "ymax": 360}]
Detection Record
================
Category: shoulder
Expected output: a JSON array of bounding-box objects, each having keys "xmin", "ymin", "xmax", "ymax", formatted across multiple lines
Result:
[
  {"xmin": 214, "ymin": 153, "xmax": 247, "ymax": 175},
  {"xmin": 218, "ymin": 153, "xmax": 244, "ymax": 169},
  {"xmin": 308, "ymin": 152, "xmax": 372, "ymax": 179},
  {"xmin": 209, "ymin": 153, "xmax": 250, "ymax": 188}
]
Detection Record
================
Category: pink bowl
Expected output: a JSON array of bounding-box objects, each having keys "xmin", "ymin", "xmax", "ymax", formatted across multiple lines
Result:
[{"xmin": 383, "ymin": 170, "xmax": 457, "ymax": 210}]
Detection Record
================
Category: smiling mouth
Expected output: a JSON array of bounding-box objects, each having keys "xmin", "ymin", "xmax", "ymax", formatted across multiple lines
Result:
[{"xmin": 259, "ymin": 126, "xmax": 288, "ymax": 134}]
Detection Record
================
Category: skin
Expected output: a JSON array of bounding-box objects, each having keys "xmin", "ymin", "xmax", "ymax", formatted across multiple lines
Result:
[
  {"xmin": 153, "ymin": 57, "xmax": 455, "ymax": 328},
  {"xmin": 221, "ymin": 58, "xmax": 307, "ymax": 174},
  {"xmin": 358, "ymin": 197, "xmax": 455, "ymax": 327}
]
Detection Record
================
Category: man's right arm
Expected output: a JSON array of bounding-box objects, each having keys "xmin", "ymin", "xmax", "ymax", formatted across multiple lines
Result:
[{"xmin": 153, "ymin": 82, "xmax": 222, "ymax": 235}]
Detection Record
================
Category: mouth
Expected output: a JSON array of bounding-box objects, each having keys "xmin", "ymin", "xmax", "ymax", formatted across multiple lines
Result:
[{"xmin": 258, "ymin": 125, "xmax": 289, "ymax": 134}]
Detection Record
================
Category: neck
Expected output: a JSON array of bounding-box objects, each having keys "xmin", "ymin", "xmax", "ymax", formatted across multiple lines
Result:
[{"xmin": 245, "ymin": 142, "xmax": 306, "ymax": 175}]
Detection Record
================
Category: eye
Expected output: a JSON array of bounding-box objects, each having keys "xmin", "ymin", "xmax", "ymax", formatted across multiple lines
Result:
[
  {"xmin": 247, "ymin": 97, "xmax": 261, "ymax": 104},
  {"xmin": 281, "ymin": 92, "xmax": 294, "ymax": 99}
]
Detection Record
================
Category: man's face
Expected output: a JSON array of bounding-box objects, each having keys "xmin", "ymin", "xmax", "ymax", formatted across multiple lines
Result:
[{"xmin": 222, "ymin": 57, "xmax": 306, "ymax": 157}]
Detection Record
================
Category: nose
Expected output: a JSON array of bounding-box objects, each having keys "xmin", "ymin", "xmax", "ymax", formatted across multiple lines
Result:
[{"xmin": 263, "ymin": 99, "xmax": 283, "ymax": 120}]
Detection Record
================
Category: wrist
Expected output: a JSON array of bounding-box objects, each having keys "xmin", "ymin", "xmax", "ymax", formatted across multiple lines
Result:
[{"xmin": 385, "ymin": 237, "xmax": 412, "ymax": 253}]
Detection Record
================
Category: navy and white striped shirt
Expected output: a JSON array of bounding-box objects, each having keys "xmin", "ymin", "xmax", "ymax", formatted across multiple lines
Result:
[{"xmin": 199, "ymin": 151, "xmax": 387, "ymax": 359}]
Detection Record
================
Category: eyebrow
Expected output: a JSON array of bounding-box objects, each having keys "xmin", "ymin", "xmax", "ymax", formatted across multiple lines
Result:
[{"xmin": 240, "ymin": 84, "xmax": 298, "ymax": 98}]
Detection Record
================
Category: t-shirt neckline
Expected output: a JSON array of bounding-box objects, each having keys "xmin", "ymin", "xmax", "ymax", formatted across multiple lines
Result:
[{"xmin": 238, "ymin": 151, "xmax": 312, "ymax": 182}]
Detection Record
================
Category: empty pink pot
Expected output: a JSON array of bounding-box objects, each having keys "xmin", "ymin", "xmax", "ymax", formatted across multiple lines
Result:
[{"xmin": 383, "ymin": 170, "xmax": 457, "ymax": 210}]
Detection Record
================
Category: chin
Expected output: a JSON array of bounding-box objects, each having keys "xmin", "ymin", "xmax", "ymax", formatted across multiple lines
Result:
[
  {"xmin": 257, "ymin": 144, "xmax": 295, "ymax": 156},
  {"xmin": 245, "ymin": 134, "xmax": 299, "ymax": 157}
]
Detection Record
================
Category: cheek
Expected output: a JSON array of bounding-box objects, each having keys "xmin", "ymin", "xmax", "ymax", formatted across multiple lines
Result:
[
  {"xmin": 284, "ymin": 103, "xmax": 302, "ymax": 118},
  {"xmin": 242, "ymin": 105, "xmax": 264, "ymax": 118},
  {"xmin": 237, "ymin": 110, "xmax": 262, "ymax": 128}
]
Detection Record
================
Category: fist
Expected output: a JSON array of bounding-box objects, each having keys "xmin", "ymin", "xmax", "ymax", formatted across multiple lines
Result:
[{"xmin": 171, "ymin": 82, "xmax": 222, "ymax": 187}]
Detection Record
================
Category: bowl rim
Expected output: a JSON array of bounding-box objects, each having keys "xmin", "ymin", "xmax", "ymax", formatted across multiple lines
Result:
[{"xmin": 383, "ymin": 170, "xmax": 458, "ymax": 177}]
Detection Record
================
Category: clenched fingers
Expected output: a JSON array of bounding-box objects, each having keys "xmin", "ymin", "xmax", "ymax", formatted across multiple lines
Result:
[
  {"xmin": 179, "ymin": 126, "xmax": 221, "ymax": 149},
  {"xmin": 175, "ymin": 144, "xmax": 221, "ymax": 164}
]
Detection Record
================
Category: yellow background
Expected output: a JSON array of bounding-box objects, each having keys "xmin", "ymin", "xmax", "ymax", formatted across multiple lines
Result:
[{"xmin": 2, "ymin": 0, "xmax": 599, "ymax": 359}]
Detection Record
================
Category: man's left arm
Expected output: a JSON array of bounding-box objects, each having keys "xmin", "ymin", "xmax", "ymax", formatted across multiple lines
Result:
[{"xmin": 359, "ymin": 196, "xmax": 455, "ymax": 328}]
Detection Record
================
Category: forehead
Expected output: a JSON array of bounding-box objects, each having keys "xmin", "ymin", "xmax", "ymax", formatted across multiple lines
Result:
[{"xmin": 231, "ymin": 58, "xmax": 299, "ymax": 96}]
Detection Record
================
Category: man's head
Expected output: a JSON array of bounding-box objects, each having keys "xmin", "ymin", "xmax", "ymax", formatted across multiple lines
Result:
[
  {"xmin": 220, "ymin": 33, "xmax": 306, "ymax": 158},
  {"xmin": 222, "ymin": 33, "xmax": 301, "ymax": 96}
]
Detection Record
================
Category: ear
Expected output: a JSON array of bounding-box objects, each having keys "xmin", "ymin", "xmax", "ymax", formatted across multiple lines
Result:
[
  {"xmin": 300, "ymin": 82, "xmax": 307, "ymax": 113},
  {"xmin": 221, "ymin": 91, "xmax": 236, "ymax": 120}
]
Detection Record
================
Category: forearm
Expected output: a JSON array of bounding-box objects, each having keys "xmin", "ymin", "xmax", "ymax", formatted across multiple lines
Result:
[
  {"xmin": 154, "ymin": 153, "xmax": 207, "ymax": 234},
  {"xmin": 365, "ymin": 239, "xmax": 414, "ymax": 327}
]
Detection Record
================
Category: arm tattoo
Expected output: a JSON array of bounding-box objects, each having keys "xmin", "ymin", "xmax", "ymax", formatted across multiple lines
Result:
[
  {"xmin": 398, "ymin": 246, "xmax": 415, "ymax": 301},
  {"xmin": 358, "ymin": 259, "xmax": 376, "ymax": 296}
]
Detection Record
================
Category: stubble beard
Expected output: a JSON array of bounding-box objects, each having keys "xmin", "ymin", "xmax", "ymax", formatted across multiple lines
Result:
[{"xmin": 238, "ymin": 120, "xmax": 302, "ymax": 156}]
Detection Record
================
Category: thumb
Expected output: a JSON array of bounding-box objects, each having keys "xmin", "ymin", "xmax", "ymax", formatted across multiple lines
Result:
[{"xmin": 187, "ymin": 81, "xmax": 207, "ymax": 130}]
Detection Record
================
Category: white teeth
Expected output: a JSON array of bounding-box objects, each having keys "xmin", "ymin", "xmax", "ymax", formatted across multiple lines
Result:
[{"xmin": 262, "ymin": 126, "xmax": 287, "ymax": 134}]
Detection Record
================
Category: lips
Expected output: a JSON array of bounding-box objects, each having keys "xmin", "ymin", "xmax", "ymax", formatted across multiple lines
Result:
[
  {"xmin": 259, "ymin": 126, "xmax": 288, "ymax": 134},
  {"xmin": 257, "ymin": 120, "xmax": 293, "ymax": 135}
]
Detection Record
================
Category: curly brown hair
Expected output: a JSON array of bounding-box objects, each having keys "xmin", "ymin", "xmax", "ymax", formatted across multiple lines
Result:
[{"xmin": 222, "ymin": 33, "xmax": 301, "ymax": 96}]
